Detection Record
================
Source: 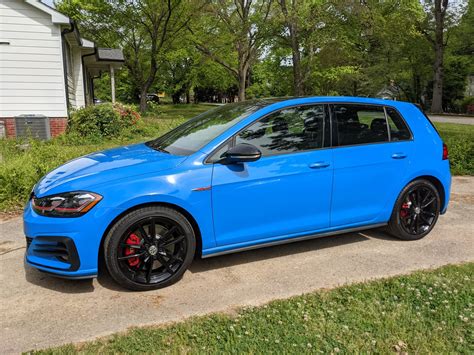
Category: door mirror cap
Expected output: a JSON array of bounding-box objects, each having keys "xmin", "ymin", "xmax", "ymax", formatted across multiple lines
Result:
[{"xmin": 221, "ymin": 143, "xmax": 262, "ymax": 164}]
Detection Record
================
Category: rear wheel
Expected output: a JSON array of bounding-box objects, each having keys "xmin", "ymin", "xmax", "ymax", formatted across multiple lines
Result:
[
  {"xmin": 387, "ymin": 179, "xmax": 440, "ymax": 240},
  {"xmin": 104, "ymin": 206, "xmax": 195, "ymax": 291}
]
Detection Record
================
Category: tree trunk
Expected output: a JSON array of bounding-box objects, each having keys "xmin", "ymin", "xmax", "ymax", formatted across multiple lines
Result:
[
  {"xmin": 431, "ymin": 42, "xmax": 444, "ymax": 113},
  {"xmin": 280, "ymin": 0, "xmax": 303, "ymax": 96},
  {"xmin": 139, "ymin": 87, "xmax": 149, "ymax": 113},
  {"xmin": 238, "ymin": 74, "xmax": 246, "ymax": 101},
  {"xmin": 289, "ymin": 23, "xmax": 303, "ymax": 96},
  {"xmin": 237, "ymin": 62, "xmax": 247, "ymax": 101},
  {"xmin": 430, "ymin": 0, "xmax": 448, "ymax": 113},
  {"xmin": 185, "ymin": 89, "xmax": 190, "ymax": 104}
]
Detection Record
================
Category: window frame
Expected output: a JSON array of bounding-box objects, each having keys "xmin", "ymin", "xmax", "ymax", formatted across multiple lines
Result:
[
  {"xmin": 328, "ymin": 103, "xmax": 413, "ymax": 149},
  {"xmin": 205, "ymin": 102, "xmax": 413, "ymax": 164},
  {"xmin": 205, "ymin": 103, "xmax": 331, "ymax": 164}
]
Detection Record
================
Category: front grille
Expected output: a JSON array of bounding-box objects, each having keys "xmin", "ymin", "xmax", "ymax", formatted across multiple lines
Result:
[{"xmin": 29, "ymin": 236, "xmax": 80, "ymax": 271}]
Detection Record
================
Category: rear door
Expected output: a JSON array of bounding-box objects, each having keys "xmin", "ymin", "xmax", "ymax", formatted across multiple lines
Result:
[
  {"xmin": 210, "ymin": 104, "xmax": 333, "ymax": 246},
  {"xmin": 329, "ymin": 103, "xmax": 413, "ymax": 227}
]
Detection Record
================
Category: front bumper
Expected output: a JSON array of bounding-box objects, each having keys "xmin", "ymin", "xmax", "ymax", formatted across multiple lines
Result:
[{"xmin": 23, "ymin": 201, "xmax": 114, "ymax": 279}]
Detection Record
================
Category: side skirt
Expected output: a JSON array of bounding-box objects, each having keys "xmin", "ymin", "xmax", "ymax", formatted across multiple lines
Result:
[{"xmin": 202, "ymin": 223, "xmax": 387, "ymax": 258}]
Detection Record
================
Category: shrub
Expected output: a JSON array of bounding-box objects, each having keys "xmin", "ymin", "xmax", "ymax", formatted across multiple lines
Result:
[
  {"xmin": 115, "ymin": 103, "xmax": 141, "ymax": 125},
  {"xmin": 68, "ymin": 103, "xmax": 141, "ymax": 137}
]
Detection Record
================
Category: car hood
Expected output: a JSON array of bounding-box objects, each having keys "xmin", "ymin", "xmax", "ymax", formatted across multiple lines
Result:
[{"xmin": 35, "ymin": 143, "xmax": 187, "ymax": 196}]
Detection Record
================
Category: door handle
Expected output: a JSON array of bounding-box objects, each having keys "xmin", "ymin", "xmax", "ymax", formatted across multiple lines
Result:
[
  {"xmin": 309, "ymin": 161, "xmax": 330, "ymax": 169},
  {"xmin": 391, "ymin": 153, "xmax": 407, "ymax": 159}
]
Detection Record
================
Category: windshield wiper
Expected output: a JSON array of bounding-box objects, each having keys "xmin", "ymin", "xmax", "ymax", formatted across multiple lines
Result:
[
  {"xmin": 154, "ymin": 146, "xmax": 169, "ymax": 154},
  {"xmin": 146, "ymin": 141, "xmax": 170, "ymax": 154}
]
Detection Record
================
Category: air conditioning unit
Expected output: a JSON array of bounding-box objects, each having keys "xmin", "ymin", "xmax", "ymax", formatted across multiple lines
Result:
[{"xmin": 14, "ymin": 114, "xmax": 51, "ymax": 140}]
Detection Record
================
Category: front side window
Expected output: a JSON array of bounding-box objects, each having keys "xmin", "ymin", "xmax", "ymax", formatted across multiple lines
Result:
[
  {"xmin": 332, "ymin": 104, "xmax": 388, "ymax": 146},
  {"xmin": 235, "ymin": 105, "xmax": 325, "ymax": 156},
  {"xmin": 146, "ymin": 100, "xmax": 281, "ymax": 156}
]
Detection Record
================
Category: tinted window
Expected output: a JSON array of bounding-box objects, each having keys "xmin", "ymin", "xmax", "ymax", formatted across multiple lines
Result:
[
  {"xmin": 333, "ymin": 104, "xmax": 388, "ymax": 146},
  {"xmin": 146, "ymin": 100, "xmax": 281, "ymax": 155},
  {"xmin": 385, "ymin": 107, "xmax": 411, "ymax": 141},
  {"xmin": 207, "ymin": 140, "xmax": 232, "ymax": 163},
  {"xmin": 235, "ymin": 105, "xmax": 325, "ymax": 156}
]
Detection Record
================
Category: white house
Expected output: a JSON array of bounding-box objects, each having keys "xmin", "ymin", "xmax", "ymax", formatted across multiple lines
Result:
[{"xmin": 0, "ymin": 0, "xmax": 124, "ymax": 138}]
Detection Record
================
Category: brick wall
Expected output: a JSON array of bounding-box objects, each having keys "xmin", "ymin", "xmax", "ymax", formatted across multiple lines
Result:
[
  {"xmin": 0, "ymin": 117, "xmax": 67, "ymax": 138},
  {"xmin": 0, "ymin": 118, "xmax": 16, "ymax": 137},
  {"xmin": 49, "ymin": 118, "xmax": 68, "ymax": 137}
]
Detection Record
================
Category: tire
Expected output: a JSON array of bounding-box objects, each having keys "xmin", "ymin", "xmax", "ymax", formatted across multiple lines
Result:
[
  {"xmin": 104, "ymin": 206, "xmax": 196, "ymax": 291},
  {"xmin": 386, "ymin": 179, "xmax": 441, "ymax": 241}
]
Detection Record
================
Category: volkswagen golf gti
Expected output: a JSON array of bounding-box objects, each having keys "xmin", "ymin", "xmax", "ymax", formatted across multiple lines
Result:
[{"xmin": 24, "ymin": 97, "xmax": 451, "ymax": 290}]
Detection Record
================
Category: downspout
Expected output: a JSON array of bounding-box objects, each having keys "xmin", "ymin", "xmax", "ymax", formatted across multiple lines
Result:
[
  {"xmin": 61, "ymin": 22, "xmax": 75, "ymax": 118},
  {"xmin": 81, "ymin": 47, "xmax": 97, "ymax": 105}
]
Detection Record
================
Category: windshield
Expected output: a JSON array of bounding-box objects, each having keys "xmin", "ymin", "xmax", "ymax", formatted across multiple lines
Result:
[{"xmin": 146, "ymin": 100, "xmax": 279, "ymax": 155}]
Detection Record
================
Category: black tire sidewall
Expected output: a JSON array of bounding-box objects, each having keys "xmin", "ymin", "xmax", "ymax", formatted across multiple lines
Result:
[
  {"xmin": 104, "ymin": 206, "xmax": 196, "ymax": 291},
  {"xmin": 388, "ymin": 179, "xmax": 441, "ymax": 240}
]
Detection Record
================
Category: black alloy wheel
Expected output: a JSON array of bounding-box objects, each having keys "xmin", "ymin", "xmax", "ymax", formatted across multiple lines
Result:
[
  {"xmin": 104, "ymin": 206, "xmax": 195, "ymax": 291},
  {"xmin": 387, "ymin": 179, "xmax": 441, "ymax": 240},
  {"xmin": 399, "ymin": 185, "xmax": 438, "ymax": 235}
]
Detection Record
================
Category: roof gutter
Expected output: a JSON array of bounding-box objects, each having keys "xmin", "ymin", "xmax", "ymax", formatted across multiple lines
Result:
[{"xmin": 61, "ymin": 21, "xmax": 75, "ymax": 118}]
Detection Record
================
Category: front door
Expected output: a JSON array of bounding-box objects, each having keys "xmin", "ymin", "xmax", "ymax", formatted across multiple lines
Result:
[{"xmin": 210, "ymin": 104, "xmax": 333, "ymax": 246}]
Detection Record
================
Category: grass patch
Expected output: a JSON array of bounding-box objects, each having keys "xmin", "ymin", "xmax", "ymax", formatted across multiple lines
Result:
[
  {"xmin": 35, "ymin": 263, "xmax": 474, "ymax": 354},
  {"xmin": 435, "ymin": 122, "xmax": 474, "ymax": 175},
  {"xmin": 0, "ymin": 106, "xmax": 472, "ymax": 213},
  {"xmin": 145, "ymin": 103, "xmax": 217, "ymax": 120}
]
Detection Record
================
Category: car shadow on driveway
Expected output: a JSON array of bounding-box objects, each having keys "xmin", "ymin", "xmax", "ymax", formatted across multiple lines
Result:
[
  {"xmin": 24, "ymin": 260, "xmax": 95, "ymax": 294},
  {"xmin": 189, "ymin": 228, "xmax": 395, "ymax": 273},
  {"xmin": 24, "ymin": 229, "xmax": 395, "ymax": 293}
]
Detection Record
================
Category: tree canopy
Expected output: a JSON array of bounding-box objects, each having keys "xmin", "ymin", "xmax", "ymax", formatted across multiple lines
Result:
[{"xmin": 56, "ymin": 0, "xmax": 473, "ymax": 113}]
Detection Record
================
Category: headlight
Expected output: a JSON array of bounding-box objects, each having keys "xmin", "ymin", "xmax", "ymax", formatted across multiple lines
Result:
[{"xmin": 32, "ymin": 191, "xmax": 102, "ymax": 217}]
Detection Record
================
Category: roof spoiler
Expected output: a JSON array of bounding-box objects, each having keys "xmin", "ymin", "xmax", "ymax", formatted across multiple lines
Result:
[{"xmin": 413, "ymin": 103, "xmax": 425, "ymax": 112}]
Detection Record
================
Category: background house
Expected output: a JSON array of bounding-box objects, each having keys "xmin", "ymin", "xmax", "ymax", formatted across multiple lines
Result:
[{"xmin": 0, "ymin": 0, "xmax": 124, "ymax": 139}]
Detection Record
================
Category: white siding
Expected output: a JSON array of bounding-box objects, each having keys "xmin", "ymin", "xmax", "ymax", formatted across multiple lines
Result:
[
  {"xmin": 72, "ymin": 46, "xmax": 86, "ymax": 108},
  {"xmin": 0, "ymin": 0, "xmax": 67, "ymax": 117},
  {"xmin": 64, "ymin": 41, "xmax": 75, "ymax": 109}
]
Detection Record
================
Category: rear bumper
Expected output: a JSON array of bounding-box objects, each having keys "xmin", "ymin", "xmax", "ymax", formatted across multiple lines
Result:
[{"xmin": 440, "ymin": 163, "xmax": 451, "ymax": 215}]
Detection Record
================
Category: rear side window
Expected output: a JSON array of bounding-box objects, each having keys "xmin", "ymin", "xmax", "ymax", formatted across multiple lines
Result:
[
  {"xmin": 332, "ymin": 104, "xmax": 388, "ymax": 146},
  {"xmin": 385, "ymin": 107, "xmax": 411, "ymax": 141}
]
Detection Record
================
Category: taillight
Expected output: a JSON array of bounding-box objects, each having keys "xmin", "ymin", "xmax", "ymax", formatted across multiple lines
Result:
[{"xmin": 442, "ymin": 143, "xmax": 449, "ymax": 160}]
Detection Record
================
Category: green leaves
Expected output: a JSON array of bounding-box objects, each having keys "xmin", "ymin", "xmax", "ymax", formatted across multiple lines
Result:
[{"xmin": 68, "ymin": 103, "xmax": 141, "ymax": 138}]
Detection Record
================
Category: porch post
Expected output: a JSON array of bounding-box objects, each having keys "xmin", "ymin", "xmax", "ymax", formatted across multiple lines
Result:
[{"xmin": 110, "ymin": 65, "xmax": 116, "ymax": 103}]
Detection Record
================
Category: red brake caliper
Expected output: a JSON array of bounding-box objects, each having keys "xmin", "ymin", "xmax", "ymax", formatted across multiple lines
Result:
[
  {"xmin": 124, "ymin": 233, "xmax": 142, "ymax": 267},
  {"xmin": 400, "ymin": 202, "xmax": 410, "ymax": 218}
]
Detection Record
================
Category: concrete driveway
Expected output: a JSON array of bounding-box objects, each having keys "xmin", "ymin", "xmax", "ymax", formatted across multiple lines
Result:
[
  {"xmin": 1, "ymin": 176, "xmax": 473, "ymax": 354},
  {"xmin": 428, "ymin": 114, "xmax": 474, "ymax": 125}
]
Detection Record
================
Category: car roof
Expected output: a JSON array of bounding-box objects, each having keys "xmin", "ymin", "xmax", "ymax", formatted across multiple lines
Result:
[{"xmin": 257, "ymin": 96, "xmax": 409, "ymax": 109}]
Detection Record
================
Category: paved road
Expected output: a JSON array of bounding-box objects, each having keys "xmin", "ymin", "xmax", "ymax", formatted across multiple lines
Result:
[
  {"xmin": 1, "ymin": 177, "xmax": 473, "ymax": 354},
  {"xmin": 428, "ymin": 114, "xmax": 474, "ymax": 125}
]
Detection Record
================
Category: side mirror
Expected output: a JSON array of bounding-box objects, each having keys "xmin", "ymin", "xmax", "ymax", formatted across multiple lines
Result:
[{"xmin": 221, "ymin": 143, "xmax": 261, "ymax": 164}]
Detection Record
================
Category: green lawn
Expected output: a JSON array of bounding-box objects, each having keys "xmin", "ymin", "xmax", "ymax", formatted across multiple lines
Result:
[
  {"xmin": 0, "ymin": 105, "xmax": 473, "ymax": 213},
  {"xmin": 434, "ymin": 122, "xmax": 474, "ymax": 175},
  {"xmin": 35, "ymin": 263, "xmax": 474, "ymax": 354}
]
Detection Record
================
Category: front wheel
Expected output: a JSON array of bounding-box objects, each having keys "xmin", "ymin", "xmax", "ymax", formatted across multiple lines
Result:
[
  {"xmin": 104, "ymin": 206, "xmax": 196, "ymax": 291},
  {"xmin": 386, "ymin": 179, "xmax": 441, "ymax": 240}
]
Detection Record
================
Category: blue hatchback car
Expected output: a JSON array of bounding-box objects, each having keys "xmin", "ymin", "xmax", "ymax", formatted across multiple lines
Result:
[{"xmin": 24, "ymin": 97, "xmax": 451, "ymax": 290}]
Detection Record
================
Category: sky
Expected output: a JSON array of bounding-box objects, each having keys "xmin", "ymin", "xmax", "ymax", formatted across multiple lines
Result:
[{"xmin": 42, "ymin": 0, "xmax": 55, "ymax": 7}]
